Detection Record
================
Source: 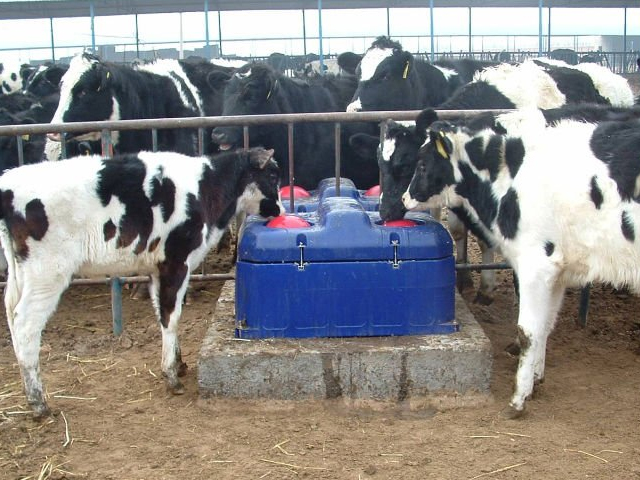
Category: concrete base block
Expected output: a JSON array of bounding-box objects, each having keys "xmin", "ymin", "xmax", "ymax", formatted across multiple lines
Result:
[{"xmin": 198, "ymin": 281, "xmax": 492, "ymax": 402}]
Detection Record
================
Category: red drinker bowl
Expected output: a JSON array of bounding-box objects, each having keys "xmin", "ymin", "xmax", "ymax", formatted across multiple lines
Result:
[
  {"xmin": 279, "ymin": 185, "xmax": 311, "ymax": 199},
  {"xmin": 267, "ymin": 214, "xmax": 311, "ymax": 229},
  {"xmin": 364, "ymin": 185, "xmax": 381, "ymax": 197},
  {"xmin": 382, "ymin": 219, "xmax": 417, "ymax": 227}
]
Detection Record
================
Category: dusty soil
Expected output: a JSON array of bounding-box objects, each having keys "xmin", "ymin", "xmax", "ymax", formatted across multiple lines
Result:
[
  {"xmin": 1, "ymin": 237, "xmax": 640, "ymax": 480},
  {"xmin": 3, "ymin": 75, "xmax": 640, "ymax": 479}
]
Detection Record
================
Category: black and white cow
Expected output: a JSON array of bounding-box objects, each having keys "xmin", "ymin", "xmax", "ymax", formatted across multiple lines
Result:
[
  {"xmin": 23, "ymin": 62, "xmax": 69, "ymax": 98},
  {"xmin": 438, "ymin": 58, "xmax": 634, "ymax": 110},
  {"xmin": 402, "ymin": 109, "xmax": 640, "ymax": 416},
  {"xmin": 346, "ymin": 36, "xmax": 496, "ymax": 113},
  {"xmin": 0, "ymin": 62, "xmax": 35, "ymax": 95},
  {"xmin": 211, "ymin": 62, "xmax": 379, "ymax": 190},
  {"xmin": 0, "ymin": 146, "xmax": 283, "ymax": 417},
  {"xmin": 46, "ymin": 53, "xmax": 233, "ymax": 160}
]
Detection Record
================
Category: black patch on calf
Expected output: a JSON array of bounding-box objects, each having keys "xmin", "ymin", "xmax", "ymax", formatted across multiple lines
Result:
[
  {"xmin": 158, "ymin": 194, "xmax": 204, "ymax": 327},
  {"xmin": 96, "ymin": 155, "xmax": 153, "ymax": 254},
  {"xmin": 505, "ymin": 138, "xmax": 525, "ymax": 178},
  {"xmin": 148, "ymin": 237, "xmax": 161, "ymax": 253},
  {"xmin": 10, "ymin": 73, "xmax": 17, "ymax": 82},
  {"xmin": 544, "ymin": 241, "xmax": 555, "ymax": 256},
  {"xmin": 103, "ymin": 220, "xmax": 117, "ymax": 242},
  {"xmin": 150, "ymin": 170, "xmax": 176, "ymax": 223},
  {"xmin": 590, "ymin": 120, "xmax": 640, "ymax": 201},
  {"xmin": 455, "ymin": 163, "xmax": 499, "ymax": 230},
  {"xmin": 464, "ymin": 135, "xmax": 503, "ymax": 182},
  {"xmin": 590, "ymin": 176, "xmax": 604, "ymax": 209},
  {"xmin": 0, "ymin": 191, "xmax": 49, "ymax": 259},
  {"xmin": 497, "ymin": 188, "xmax": 520, "ymax": 240},
  {"xmin": 621, "ymin": 211, "xmax": 635, "ymax": 242}
]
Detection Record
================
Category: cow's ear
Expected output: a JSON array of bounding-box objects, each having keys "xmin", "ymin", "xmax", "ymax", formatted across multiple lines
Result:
[
  {"xmin": 415, "ymin": 109, "xmax": 438, "ymax": 141},
  {"xmin": 208, "ymin": 70, "xmax": 232, "ymax": 90},
  {"xmin": 429, "ymin": 130, "xmax": 453, "ymax": 160},
  {"xmin": 249, "ymin": 147, "xmax": 275, "ymax": 169}
]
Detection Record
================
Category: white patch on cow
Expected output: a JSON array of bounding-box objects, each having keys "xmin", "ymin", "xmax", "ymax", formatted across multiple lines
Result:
[
  {"xmin": 44, "ymin": 138, "xmax": 62, "ymax": 161},
  {"xmin": 236, "ymin": 69, "xmax": 252, "ymax": 79},
  {"xmin": 138, "ymin": 59, "xmax": 204, "ymax": 115},
  {"xmin": 572, "ymin": 62, "xmax": 634, "ymax": 107},
  {"xmin": 381, "ymin": 137, "xmax": 396, "ymax": 162},
  {"xmin": 359, "ymin": 47, "xmax": 394, "ymax": 82},
  {"xmin": 211, "ymin": 58, "xmax": 246, "ymax": 69},
  {"xmin": 434, "ymin": 65, "xmax": 457, "ymax": 81},
  {"xmin": 0, "ymin": 61, "xmax": 23, "ymax": 94},
  {"xmin": 51, "ymin": 54, "xmax": 96, "ymax": 124},
  {"xmin": 474, "ymin": 60, "xmax": 566, "ymax": 109},
  {"xmin": 346, "ymin": 97, "xmax": 362, "ymax": 113}
]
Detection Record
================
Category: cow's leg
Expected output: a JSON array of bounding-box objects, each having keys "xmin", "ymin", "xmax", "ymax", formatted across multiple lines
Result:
[
  {"xmin": 448, "ymin": 211, "xmax": 474, "ymax": 293},
  {"xmin": 509, "ymin": 258, "xmax": 563, "ymax": 417},
  {"xmin": 150, "ymin": 262, "xmax": 190, "ymax": 394},
  {"xmin": 10, "ymin": 278, "xmax": 69, "ymax": 418},
  {"xmin": 474, "ymin": 241, "xmax": 496, "ymax": 305}
]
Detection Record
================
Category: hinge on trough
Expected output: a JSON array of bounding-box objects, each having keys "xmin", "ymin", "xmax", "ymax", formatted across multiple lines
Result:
[
  {"xmin": 296, "ymin": 242, "xmax": 308, "ymax": 271},
  {"xmin": 390, "ymin": 239, "xmax": 401, "ymax": 269}
]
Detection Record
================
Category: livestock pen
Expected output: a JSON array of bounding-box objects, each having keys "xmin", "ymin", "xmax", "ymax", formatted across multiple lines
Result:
[{"xmin": 0, "ymin": 109, "xmax": 515, "ymax": 335}]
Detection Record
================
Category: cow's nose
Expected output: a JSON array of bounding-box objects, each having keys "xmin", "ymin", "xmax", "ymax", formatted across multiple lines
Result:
[
  {"xmin": 211, "ymin": 131, "xmax": 227, "ymax": 144},
  {"xmin": 47, "ymin": 133, "xmax": 61, "ymax": 141}
]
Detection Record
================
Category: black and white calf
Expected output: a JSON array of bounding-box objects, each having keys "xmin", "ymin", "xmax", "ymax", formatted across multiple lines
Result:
[
  {"xmin": 402, "ymin": 110, "xmax": 640, "ymax": 416},
  {"xmin": 0, "ymin": 147, "xmax": 283, "ymax": 417},
  {"xmin": 0, "ymin": 62, "xmax": 35, "ymax": 94},
  {"xmin": 346, "ymin": 36, "xmax": 496, "ymax": 113}
]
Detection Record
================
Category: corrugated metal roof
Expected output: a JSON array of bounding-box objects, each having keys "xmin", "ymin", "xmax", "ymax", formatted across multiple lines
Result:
[{"xmin": 0, "ymin": 0, "xmax": 636, "ymax": 20}]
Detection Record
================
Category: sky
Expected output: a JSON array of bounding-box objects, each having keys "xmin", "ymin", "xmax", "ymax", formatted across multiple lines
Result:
[{"xmin": 1, "ymin": 6, "xmax": 639, "ymax": 63}]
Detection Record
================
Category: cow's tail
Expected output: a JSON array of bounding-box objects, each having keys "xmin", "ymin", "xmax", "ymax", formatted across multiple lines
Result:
[{"xmin": 0, "ymin": 193, "xmax": 20, "ymax": 333}]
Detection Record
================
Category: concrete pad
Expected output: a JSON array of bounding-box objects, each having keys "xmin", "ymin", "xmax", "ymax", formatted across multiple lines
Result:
[{"xmin": 198, "ymin": 280, "xmax": 492, "ymax": 402}]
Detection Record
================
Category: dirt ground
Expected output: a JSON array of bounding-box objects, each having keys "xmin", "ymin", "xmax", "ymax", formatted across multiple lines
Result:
[
  {"xmin": 2, "ymin": 74, "xmax": 640, "ymax": 480},
  {"xmin": 1, "ymin": 236, "xmax": 640, "ymax": 480}
]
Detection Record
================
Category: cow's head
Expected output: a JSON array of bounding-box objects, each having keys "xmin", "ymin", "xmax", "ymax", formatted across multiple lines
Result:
[
  {"xmin": 24, "ymin": 63, "xmax": 69, "ymax": 98},
  {"xmin": 237, "ymin": 147, "xmax": 284, "ymax": 219},
  {"xmin": 47, "ymin": 53, "xmax": 119, "ymax": 143},
  {"xmin": 403, "ymin": 118, "xmax": 463, "ymax": 212},
  {"xmin": 348, "ymin": 109, "xmax": 437, "ymax": 221},
  {"xmin": 211, "ymin": 64, "xmax": 281, "ymax": 151},
  {"xmin": 346, "ymin": 36, "xmax": 415, "ymax": 113}
]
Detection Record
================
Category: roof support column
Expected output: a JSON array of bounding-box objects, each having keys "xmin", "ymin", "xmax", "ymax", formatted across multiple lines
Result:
[
  {"xmin": 468, "ymin": 7, "xmax": 472, "ymax": 55},
  {"xmin": 429, "ymin": 0, "xmax": 434, "ymax": 61},
  {"xmin": 547, "ymin": 7, "xmax": 551, "ymax": 54},
  {"xmin": 538, "ymin": 0, "xmax": 543, "ymax": 56},
  {"xmin": 204, "ymin": 0, "xmax": 211, "ymax": 58},
  {"xmin": 386, "ymin": 8, "xmax": 390, "ymax": 38},
  {"xmin": 90, "ymin": 1, "xmax": 96, "ymax": 53},
  {"xmin": 179, "ymin": 12, "xmax": 184, "ymax": 59},
  {"xmin": 623, "ymin": 7, "xmax": 627, "ymax": 73},
  {"xmin": 218, "ymin": 11, "xmax": 223, "ymax": 57},
  {"xmin": 302, "ymin": 9, "xmax": 307, "ymax": 57},
  {"xmin": 135, "ymin": 14, "xmax": 140, "ymax": 58},
  {"xmin": 50, "ymin": 17, "xmax": 55, "ymax": 62},
  {"xmin": 318, "ymin": 0, "xmax": 324, "ymax": 74}
]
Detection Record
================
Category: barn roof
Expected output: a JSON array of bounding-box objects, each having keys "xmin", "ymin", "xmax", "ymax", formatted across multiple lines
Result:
[{"xmin": 0, "ymin": 0, "xmax": 637, "ymax": 20}]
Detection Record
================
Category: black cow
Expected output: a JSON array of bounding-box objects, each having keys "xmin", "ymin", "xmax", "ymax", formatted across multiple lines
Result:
[{"xmin": 211, "ymin": 62, "xmax": 378, "ymax": 190}]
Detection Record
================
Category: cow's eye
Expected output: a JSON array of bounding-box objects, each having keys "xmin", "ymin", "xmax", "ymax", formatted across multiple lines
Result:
[
  {"xmin": 77, "ymin": 89, "xmax": 86, "ymax": 98},
  {"xmin": 269, "ymin": 172, "xmax": 279, "ymax": 184}
]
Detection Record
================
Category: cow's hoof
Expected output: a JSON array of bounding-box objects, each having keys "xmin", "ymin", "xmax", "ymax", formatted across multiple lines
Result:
[
  {"xmin": 177, "ymin": 361, "xmax": 188, "ymax": 377},
  {"xmin": 169, "ymin": 382, "xmax": 185, "ymax": 395},
  {"xmin": 473, "ymin": 291, "xmax": 494, "ymax": 305},
  {"xmin": 503, "ymin": 403, "xmax": 526, "ymax": 419},
  {"xmin": 31, "ymin": 403, "xmax": 52, "ymax": 421}
]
